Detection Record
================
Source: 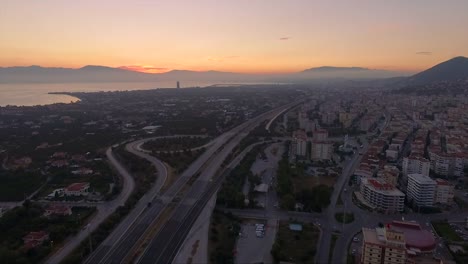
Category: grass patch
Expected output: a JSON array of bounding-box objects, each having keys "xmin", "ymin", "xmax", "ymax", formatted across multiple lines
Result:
[
  {"xmin": 156, "ymin": 148, "xmax": 205, "ymax": 174},
  {"xmin": 329, "ymin": 233, "xmax": 339, "ymax": 264},
  {"xmin": 432, "ymin": 221, "xmax": 462, "ymax": 241},
  {"xmin": 208, "ymin": 210, "xmax": 241, "ymax": 264},
  {"xmin": 271, "ymin": 221, "xmax": 319, "ymax": 264},
  {"xmin": 335, "ymin": 212, "xmax": 355, "ymax": 224},
  {"xmin": 142, "ymin": 136, "xmax": 210, "ymax": 152}
]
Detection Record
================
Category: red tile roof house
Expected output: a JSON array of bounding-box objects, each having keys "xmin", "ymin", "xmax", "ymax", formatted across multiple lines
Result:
[
  {"xmin": 64, "ymin": 182, "xmax": 90, "ymax": 196},
  {"xmin": 23, "ymin": 231, "xmax": 49, "ymax": 250},
  {"xmin": 44, "ymin": 204, "xmax": 72, "ymax": 217}
]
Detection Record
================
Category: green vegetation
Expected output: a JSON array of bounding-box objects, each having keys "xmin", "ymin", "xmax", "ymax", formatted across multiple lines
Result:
[
  {"xmin": 451, "ymin": 244, "xmax": 468, "ymax": 264},
  {"xmin": 454, "ymin": 196, "xmax": 468, "ymax": 209},
  {"xmin": 62, "ymin": 203, "xmax": 136, "ymax": 263},
  {"xmin": 217, "ymin": 144, "xmax": 265, "ymax": 208},
  {"xmin": 276, "ymin": 156, "xmax": 294, "ymax": 210},
  {"xmin": 329, "ymin": 234, "xmax": 339, "ymax": 264},
  {"xmin": 114, "ymin": 146, "xmax": 157, "ymax": 200},
  {"xmin": 295, "ymin": 185, "xmax": 333, "ymax": 212},
  {"xmin": 335, "ymin": 212, "xmax": 355, "ymax": 224},
  {"xmin": 62, "ymin": 146, "xmax": 163, "ymax": 263},
  {"xmin": 271, "ymin": 222, "xmax": 319, "ymax": 264},
  {"xmin": 432, "ymin": 221, "xmax": 462, "ymax": 241},
  {"xmin": 237, "ymin": 121, "xmax": 270, "ymax": 152},
  {"xmin": 142, "ymin": 136, "xmax": 210, "ymax": 152},
  {"xmin": 0, "ymin": 170, "xmax": 45, "ymax": 201},
  {"xmin": 208, "ymin": 210, "xmax": 241, "ymax": 264},
  {"xmin": 156, "ymin": 148, "xmax": 205, "ymax": 174},
  {"xmin": 43, "ymin": 159, "xmax": 115, "ymax": 199},
  {"xmin": 276, "ymin": 141, "xmax": 333, "ymax": 212},
  {"xmin": 0, "ymin": 203, "xmax": 94, "ymax": 264}
]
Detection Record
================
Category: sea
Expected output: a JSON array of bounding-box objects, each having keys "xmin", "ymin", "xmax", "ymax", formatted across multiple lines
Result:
[{"xmin": 0, "ymin": 81, "xmax": 230, "ymax": 106}]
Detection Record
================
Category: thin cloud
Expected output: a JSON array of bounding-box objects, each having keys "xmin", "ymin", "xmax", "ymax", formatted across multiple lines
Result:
[
  {"xmin": 207, "ymin": 56, "xmax": 240, "ymax": 62},
  {"xmin": 119, "ymin": 65, "xmax": 170, "ymax": 73},
  {"xmin": 415, "ymin": 51, "xmax": 432, "ymax": 55},
  {"xmin": 279, "ymin": 37, "xmax": 290, "ymax": 40}
]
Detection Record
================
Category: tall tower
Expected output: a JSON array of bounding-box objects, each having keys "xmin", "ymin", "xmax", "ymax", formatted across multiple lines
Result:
[{"xmin": 176, "ymin": 81, "xmax": 180, "ymax": 89}]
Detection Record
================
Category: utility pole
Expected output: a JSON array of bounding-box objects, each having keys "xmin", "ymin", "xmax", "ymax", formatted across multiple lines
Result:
[{"xmin": 342, "ymin": 198, "xmax": 346, "ymax": 231}]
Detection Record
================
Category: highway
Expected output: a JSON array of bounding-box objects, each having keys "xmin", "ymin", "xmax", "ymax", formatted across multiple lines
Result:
[
  {"xmin": 85, "ymin": 100, "xmax": 303, "ymax": 263},
  {"xmin": 136, "ymin": 103, "xmax": 302, "ymax": 264}
]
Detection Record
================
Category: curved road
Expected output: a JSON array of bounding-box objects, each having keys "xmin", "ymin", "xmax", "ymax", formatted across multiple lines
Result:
[{"xmin": 47, "ymin": 147, "xmax": 136, "ymax": 264}]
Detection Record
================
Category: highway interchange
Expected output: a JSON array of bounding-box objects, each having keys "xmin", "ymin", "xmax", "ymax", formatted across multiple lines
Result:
[
  {"xmin": 80, "ymin": 100, "xmax": 303, "ymax": 263},
  {"xmin": 48, "ymin": 99, "xmax": 468, "ymax": 264}
]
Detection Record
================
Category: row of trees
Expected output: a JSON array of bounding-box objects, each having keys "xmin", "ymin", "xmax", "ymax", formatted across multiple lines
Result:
[
  {"xmin": 216, "ymin": 144, "xmax": 265, "ymax": 208},
  {"xmin": 276, "ymin": 142, "xmax": 332, "ymax": 212},
  {"xmin": 143, "ymin": 136, "xmax": 210, "ymax": 152}
]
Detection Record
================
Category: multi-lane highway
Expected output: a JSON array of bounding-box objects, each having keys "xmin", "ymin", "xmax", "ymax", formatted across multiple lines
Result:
[
  {"xmin": 84, "ymin": 100, "xmax": 303, "ymax": 263},
  {"xmin": 136, "ymin": 103, "xmax": 303, "ymax": 264}
]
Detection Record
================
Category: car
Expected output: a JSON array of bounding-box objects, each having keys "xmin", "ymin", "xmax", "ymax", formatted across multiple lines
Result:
[{"xmin": 353, "ymin": 237, "xmax": 360, "ymax": 242}]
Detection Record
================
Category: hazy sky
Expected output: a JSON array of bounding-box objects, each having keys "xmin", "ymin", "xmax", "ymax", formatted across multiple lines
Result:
[{"xmin": 1, "ymin": 0, "xmax": 468, "ymax": 73}]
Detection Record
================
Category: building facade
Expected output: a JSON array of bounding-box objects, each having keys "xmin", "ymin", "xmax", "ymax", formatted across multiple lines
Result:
[
  {"xmin": 402, "ymin": 155, "xmax": 430, "ymax": 177},
  {"xmin": 407, "ymin": 174, "xmax": 436, "ymax": 207},
  {"xmin": 360, "ymin": 178, "xmax": 405, "ymax": 213},
  {"xmin": 434, "ymin": 179, "xmax": 455, "ymax": 205}
]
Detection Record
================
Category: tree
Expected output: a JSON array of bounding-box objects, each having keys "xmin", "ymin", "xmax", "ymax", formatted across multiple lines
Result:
[{"xmin": 281, "ymin": 194, "xmax": 295, "ymax": 210}]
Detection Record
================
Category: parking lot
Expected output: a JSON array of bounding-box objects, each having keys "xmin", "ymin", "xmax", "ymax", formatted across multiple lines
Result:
[{"xmin": 235, "ymin": 219, "xmax": 278, "ymax": 264}]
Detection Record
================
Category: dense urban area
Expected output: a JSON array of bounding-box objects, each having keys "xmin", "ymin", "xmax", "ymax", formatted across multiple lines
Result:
[{"xmin": 1, "ymin": 80, "xmax": 468, "ymax": 264}]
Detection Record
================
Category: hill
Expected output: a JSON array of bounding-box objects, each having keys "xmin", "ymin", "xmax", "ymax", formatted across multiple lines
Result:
[{"xmin": 406, "ymin": 56, "xmax": 468, "ymax": 85}]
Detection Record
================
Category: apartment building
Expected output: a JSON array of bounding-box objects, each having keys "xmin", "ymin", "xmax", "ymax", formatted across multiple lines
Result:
[
  {"xmin": 361, "ymin": 226, "xmax": 406, "ymax": 264},
  {"xmin": 311, "ymin": 141, "xmax": 333, "ymax": 161},
  {"xmin": 292, "ymin": 130, "xmax": 308, "ymax": 157},
  {"xmin": 360, "ymin": 178, "xmax": 405, "ymax": 213},
  {"xmin": 428, "ymin": 150, "xmax": 465, "ymax": 178},
  {"xmin": 361, "ymin": 221, "xmax": 436, "ymax": 264},
  {"xmin": 402, "ymin": 155, "xmax": 430, "ymax": 177},
  {"xmin": 407, "ymin": 174, "xmax": 436, "ymax": 207},
  {"xmin": 434, "ymin": 178, "xmax": 455, "ymax": 205}
]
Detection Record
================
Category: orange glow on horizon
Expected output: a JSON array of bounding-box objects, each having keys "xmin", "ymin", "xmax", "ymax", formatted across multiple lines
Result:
[{"xmin": 118, "ymin": 65, "xmax": 171, "ymax": 74}]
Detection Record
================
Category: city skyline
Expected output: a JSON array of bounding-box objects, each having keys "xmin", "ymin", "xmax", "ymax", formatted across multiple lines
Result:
[{"xmin": 1, "ymin": 0, "xmax": 468, "ymax": 73}]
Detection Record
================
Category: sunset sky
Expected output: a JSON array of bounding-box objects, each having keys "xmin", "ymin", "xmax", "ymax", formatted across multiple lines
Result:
[{"xmin": 1, "ymin": 0, "xmax": 468, "ymax": 73}]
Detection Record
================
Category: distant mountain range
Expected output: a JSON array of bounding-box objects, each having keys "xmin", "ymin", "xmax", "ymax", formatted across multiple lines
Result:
[
  {"xmin": 0, "ymin": 65, "xmax": 409, "ymax": 84},
  {"xmin": 1, "ymin": 57, "xmax": 467, "ymax": 85}
]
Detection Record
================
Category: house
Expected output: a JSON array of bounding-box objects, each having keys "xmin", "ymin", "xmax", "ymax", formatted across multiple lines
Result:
[
  {"xmin": 64, "ymin": 182, "xmax": 90, "ymax": 196},
  {"xmin": 44, "ymin": 204, "xmax": 72, "ymax": 217},
  {"xmin": 46, "ymin": 188, "xmax": 64, "ymax": 199},
  {"xmin": 23, "ymin": 231, "xmax": 49, "ymax": 249}
]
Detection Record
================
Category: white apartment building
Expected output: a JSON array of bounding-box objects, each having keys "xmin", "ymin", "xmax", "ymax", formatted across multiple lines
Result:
[
  {"xmin": 402, "ymin": 155, "xmax": 430, "ymax": 177},
  {"xmin": 311, "ymin": 141, "xmax": 332, "ymax": 161},
  {"xmin": 434, "ymin": 179, "xmax": 454, "ymax": 205},
  {"xmin": 428, "ymin": 151, "xmax": 465, "ymax": 177},
  {"xmin": 360, "ymin": 178, "xmax": 405, "ymax": 213},
  {"xmin": 292, "ymin": 130, "xmax": 307, "ymax": 157},
  {"xmin": 407, "ymin": 174, "xmax": 436, "ymax": 207}
]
